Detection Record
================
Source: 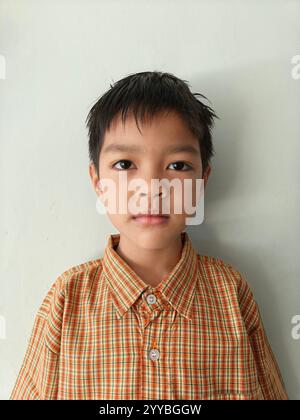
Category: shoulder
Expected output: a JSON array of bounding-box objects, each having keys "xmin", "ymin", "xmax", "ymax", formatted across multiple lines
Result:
[
  {"xmin": 196, "ymin": 254, "xmax": 261, "ymax": 333},
  {"xmin": 52, "ymin": 257, "xmax": 104, "ymax": 293},
  {"xmin": 35, "ymin": 258, "xmax": 104, "ymax": 354},
  {"xmin": 196, "ymin": 253, "xmax": 244, "ymax": 281},
  {"xmin": 196, "ymin": 253, "xmax": 253, "ymax": 297},
  {"xmin": 37, "ymin": 258, "xmax": 104, "ymax": 317}
]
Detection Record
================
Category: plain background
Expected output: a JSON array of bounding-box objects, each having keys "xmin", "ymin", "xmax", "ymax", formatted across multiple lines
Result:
[{"xmin": 0, "ymin": 0, "xmax": 299, "ymax": 400}]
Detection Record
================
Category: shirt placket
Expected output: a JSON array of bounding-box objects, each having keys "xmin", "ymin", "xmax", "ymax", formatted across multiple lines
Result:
[{"xmin": 134, "ymin": 288, "xmax": 172, "ymax": 399}]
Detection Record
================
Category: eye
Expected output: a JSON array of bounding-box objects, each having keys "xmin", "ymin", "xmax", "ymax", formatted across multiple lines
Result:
[
  {"xmin": 168, "ymin": 161, "xmax": 192, "ymax": 171},
  {"xmin": 112, "ymin": 160, "xmax": 134, "ymax": 170}
]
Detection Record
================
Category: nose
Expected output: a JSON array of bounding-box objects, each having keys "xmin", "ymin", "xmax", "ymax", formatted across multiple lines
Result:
[
  {"xmin": 138, "ymin": 184, "xmax": 164, "ymax": 201},
  {"xmin": 136, "ymin": 173, "xmax": 169, "ymax": 212}
]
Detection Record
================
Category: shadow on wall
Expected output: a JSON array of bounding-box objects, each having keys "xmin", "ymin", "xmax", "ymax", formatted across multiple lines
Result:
[{"xmin": 187, "ymin": 58, "xmax": 299, "ymax": 399}]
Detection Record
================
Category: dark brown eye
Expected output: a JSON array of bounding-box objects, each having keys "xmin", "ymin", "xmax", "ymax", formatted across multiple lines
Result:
[
  {"xmin": 113, "ymin": 160, "xmax": 133, "ymax": 170},
  {"xmin": 168, "ymin": 161, "xmax": 191, "ymax": 171}
]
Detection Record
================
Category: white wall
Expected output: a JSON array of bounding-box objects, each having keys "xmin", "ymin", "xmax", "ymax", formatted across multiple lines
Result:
[{"xmin": 0, "ymin": 0, "xmax": 299, "ymax": 399}]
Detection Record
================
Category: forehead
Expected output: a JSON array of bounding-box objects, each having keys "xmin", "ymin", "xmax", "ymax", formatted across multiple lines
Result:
[{"xmin": 102, "ymin": 109, "xmax": 199, "ymax": 149}]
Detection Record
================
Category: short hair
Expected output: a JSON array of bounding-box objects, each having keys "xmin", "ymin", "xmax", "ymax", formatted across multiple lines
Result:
[{"xmin": 86, "ymin": 71, "xmax": 219, "ymax": 176}]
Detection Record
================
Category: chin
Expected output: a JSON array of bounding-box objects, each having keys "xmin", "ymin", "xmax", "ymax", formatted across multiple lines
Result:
[{"xmin": 131, "ymin": 225, "xmax": 182, "ymax": 245}]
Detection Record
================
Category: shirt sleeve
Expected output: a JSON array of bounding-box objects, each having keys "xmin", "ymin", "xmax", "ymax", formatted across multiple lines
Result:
[
  {"xmin": 230, "ymin": 265, "xmax": 289, "ymax": 400},
  {"xmin": 9, "ymin": 274, "xmax": 65, "ymax": 400}
]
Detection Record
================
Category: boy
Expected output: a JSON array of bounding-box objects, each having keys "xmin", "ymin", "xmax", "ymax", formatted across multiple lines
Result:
[{"xmin": 10, "ymin": 71, "xmax": 288, "ymax": 400}]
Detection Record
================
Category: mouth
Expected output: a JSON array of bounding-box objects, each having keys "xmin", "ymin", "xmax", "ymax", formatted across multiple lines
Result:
[{"xmin": 131, "ymin": 214, "xmax": 170, "ymax": 226}]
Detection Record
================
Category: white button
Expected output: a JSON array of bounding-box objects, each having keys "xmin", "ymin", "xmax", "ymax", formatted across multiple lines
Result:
[
  {"xmin": 149, "ymin": 348, "xmax": 160, "ymax": 361},
  {"xmin": 146, "ymin": 294, "xmax": 157, "ymax": 304}
]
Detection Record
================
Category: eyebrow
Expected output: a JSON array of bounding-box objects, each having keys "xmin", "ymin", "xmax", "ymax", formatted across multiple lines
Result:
[{"xmin": 102, "ymin": 143, "xmax": 199, "ymax": 156}]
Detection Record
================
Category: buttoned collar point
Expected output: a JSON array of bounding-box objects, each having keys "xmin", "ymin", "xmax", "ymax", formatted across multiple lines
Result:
[{"xmin": 102, "ymin": 231, "xmax": 199, "ymax": 321}]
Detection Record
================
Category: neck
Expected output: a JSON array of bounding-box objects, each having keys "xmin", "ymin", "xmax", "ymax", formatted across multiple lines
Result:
[{"xmin": 115, "ymin": 233, "xmax": 184, "ymax": 288}]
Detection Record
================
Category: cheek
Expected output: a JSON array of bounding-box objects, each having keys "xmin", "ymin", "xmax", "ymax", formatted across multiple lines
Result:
[
  {"xmin": 98, "ymin": 167, "xmax": 123, "ymax": 209},
  {"xmin": 168, "ymin": 178, "xmax": 199, "ymax": 215}
]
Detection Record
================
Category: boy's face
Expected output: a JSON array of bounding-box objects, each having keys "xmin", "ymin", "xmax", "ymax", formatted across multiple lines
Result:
[{"xmin": 89, "ymin": 110, "xmax": 211, "ymax": 249}]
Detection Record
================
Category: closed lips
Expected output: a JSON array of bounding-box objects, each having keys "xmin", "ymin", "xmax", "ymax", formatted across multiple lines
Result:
[{"xmin": 132, "ymin": 214, "xmax": 169, "ymax": 218}]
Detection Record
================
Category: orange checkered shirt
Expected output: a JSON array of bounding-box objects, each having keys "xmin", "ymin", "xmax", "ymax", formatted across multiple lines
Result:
[{"xmin": 10, "ymin": 231, "xmax": 289, "ymax": 400}]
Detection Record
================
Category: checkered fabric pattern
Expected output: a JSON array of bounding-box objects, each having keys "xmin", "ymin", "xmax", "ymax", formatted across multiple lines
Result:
[{"xmin": 10, "ymin": 231, "xmax": 288, "ymax": 399}]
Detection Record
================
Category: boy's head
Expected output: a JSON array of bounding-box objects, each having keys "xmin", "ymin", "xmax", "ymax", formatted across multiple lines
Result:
[{"xmin": 87, "ymin": 71, "xmax": 218, "ymax": 249}]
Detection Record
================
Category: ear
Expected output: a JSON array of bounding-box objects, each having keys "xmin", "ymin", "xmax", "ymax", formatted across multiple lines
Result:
[
  {"xmin": 89, "ymin": 162, "xmax": 101, "ymax": 195},
  {"xmin": 203, "ymin": 164, "xmax": 211, "ymax": 189}
]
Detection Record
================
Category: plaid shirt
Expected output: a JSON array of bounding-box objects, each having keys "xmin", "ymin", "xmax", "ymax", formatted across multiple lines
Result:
[{"xmin": 10, "ymin": 231, "xmax": 288, "ymax": 400}]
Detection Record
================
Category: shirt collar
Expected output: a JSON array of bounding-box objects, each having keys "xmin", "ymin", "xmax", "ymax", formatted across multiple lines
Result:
[{"xmin": 102, "ymin": 231, "xmax": 198, "ymax": 321}]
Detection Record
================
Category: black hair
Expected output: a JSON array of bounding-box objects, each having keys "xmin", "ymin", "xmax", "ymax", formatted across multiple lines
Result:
[{"xmin": 86, "ymin": 71, "xmax": 219, "ymax": 177}]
